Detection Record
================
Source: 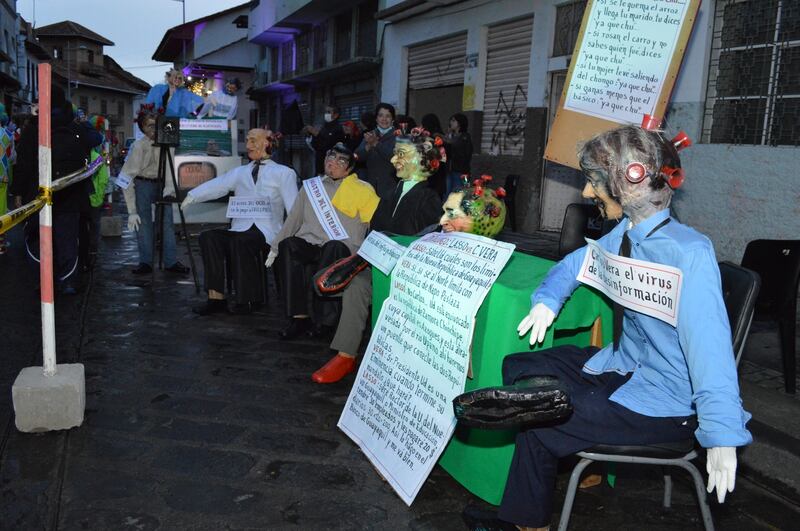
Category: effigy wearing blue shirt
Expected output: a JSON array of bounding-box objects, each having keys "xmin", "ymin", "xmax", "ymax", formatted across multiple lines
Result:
[
  {"xmin": 145, "ymin": 84, "xmax": 205, "ymax": 118},
  {"xmin": 532, "ymin": 208, "xmax": 752, "ymax": 449}
]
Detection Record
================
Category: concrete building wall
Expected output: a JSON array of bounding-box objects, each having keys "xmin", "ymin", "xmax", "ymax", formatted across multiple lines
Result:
[
  {"xmin": 380, "ymin": 0, "xmax": 800, "ymax": 261},
  {"xmin": 192, "ymin": 8, "xmax": 250, "ymax": 61}
]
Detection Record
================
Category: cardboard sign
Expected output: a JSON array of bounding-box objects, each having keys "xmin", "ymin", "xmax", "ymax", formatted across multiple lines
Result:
[
  {"xmin": 303, "ymin": 177, "xmax": 349, "ymax": 241},
  {"xmin": 225, "ymin": 196, "xmax": 272, "ymax": 219},
  {"xmin": 544, "ymin": 0, "xmax": 701, "ymax": 168},
  {"xmin": 357, "ymin": 231, "xmax": 406, "ymax": 275},
  {"xmin": 576, "ymin": 238, "xmax": 682, "ymax": 326},
  {"xmin": 338, "ymin": 232, "xmax": 515, "ymax": 505}
]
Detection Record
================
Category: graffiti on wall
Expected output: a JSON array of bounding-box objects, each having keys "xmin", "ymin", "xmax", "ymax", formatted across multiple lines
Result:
[{"xmin": 490, "ymin": 84, "xmax": 527, "ymax": 155}]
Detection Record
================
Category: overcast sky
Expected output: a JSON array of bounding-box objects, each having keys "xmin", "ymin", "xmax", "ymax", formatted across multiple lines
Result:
[{"xmin": 16, "ymin": 0, "xmax": 247, "ymax": 86}]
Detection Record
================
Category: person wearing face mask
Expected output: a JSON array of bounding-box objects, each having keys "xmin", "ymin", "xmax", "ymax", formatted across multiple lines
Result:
[
  {"xmin": 122, "ymin": 111, "xmax": 189, "ymax": 276},
  {"xmin": 266, "ymin": 143, "xmax": 380, "ymax": 340},
  {"xmin": 197, "ymin": 78, "xmax": 242, "ymax": 121},
  {"xmin": 304, "ymin": 104, "xmax": 346, "ymax": 177},
  {"xmin": 356, "ymin": 102, "xmax": 399, "ymax": 200},
  {"xmin": 144, "ymin": 68, "xmax": 205, "ymax": 118},
  {"xmin": 457, "ymin": 125, "xmax": 751, "ymax": 531}
]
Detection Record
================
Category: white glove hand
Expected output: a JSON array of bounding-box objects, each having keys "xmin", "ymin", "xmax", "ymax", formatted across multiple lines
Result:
[
  {"xmin": 517, "ymin": 303, "xmax": 556, "ymax": 346},
  {"xmin": 180, "ymin": 194, "xmax": 195, "ymax": 210},
  {"xmin": 706, "ymin": 446, "xmax": 737, "ymax": 503},
  {"xmin": 127, "ymin": 214, "xmax": 141, "ymax": 232},
  {"xmin": 265, "ymin": 249, "xmax": 278, "ymax": 268}
]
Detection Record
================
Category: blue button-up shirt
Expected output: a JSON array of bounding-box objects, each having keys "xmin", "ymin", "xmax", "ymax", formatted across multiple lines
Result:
[{"xmin": 532, "ymin": 209, "xmax": 752, "ymax": 448}]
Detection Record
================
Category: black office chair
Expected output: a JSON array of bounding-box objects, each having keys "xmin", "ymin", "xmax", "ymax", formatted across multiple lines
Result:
[
  {"xmin": 556, "ymin": 261, "xmax": 761, "ymax": 531},
  {"xmin": 557, "ymin": 203, "xmax": 619, "ymax": 258},
  {"xmin": 740, "ymin": 239, "xmax": 800, "ymax": 393}
]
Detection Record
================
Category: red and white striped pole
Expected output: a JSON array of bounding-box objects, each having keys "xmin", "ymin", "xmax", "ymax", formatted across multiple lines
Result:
[{"xmin": 37, "ymin": 63, "xmax": 57, "ymax": 378}]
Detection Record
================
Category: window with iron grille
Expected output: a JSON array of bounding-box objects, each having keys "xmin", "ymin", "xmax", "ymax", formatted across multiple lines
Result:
[
  {"xmin": 334, "ymin": 10, "xmax": 352, "ymax": 63},
  {"xmin": 552, "ymin": 1, "xmax": 587, "ymax": 57},
  {"xmin": 296, "ymin": 31, "xmax": 310, "ymax": 74},
  {"xmin": 703, "ymin": 0, "xmax": 799, "ymax": 146},
  {"xmin": 313, "ymin": 23, "xmax": 328, "ymax": 70},
  {"xmin": 280, "ymin": 41, "xmax": 294, "ymax": 78}
]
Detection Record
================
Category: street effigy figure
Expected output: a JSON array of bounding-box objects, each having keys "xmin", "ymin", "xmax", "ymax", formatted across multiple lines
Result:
[
  {"xmin": 456, "ymin": 125, "xmax": 751, "ymax": 531},
  {"xmin": 144, "ymin": 68, "xmax": 204, "ymax": 118}
]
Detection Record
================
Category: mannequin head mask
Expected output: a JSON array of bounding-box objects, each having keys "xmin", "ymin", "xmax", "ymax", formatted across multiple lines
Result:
[
  {"xmin": 578, "ymin": 125, "xmax": 683, "ymax": 224},
  {"xmin": 166, "ymin": 69, "xmax": 185, "ymax": 89},
  {"xmin": 391, "ymin": 127, "xmax": 446, "ymax": 182},
  {"xmin": 440, "ymin": 175, "xmax": 507, "ymax": 238},
  {"xmin": 136, "ymin": 111, "xmax": 157, "ymax": 141}
]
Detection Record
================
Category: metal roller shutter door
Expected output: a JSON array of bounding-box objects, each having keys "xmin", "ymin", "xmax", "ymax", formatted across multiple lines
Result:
[
  {"xmin": 481, "ymin": 17, "xmax": 533, "ymax": 156},
  {"xmin": 408, "ymin": 32, "xmax": 467, "ymax": 90},
  {"xmin": 335, "ymin": 92, "xmax": 375, "ymax": 122}
]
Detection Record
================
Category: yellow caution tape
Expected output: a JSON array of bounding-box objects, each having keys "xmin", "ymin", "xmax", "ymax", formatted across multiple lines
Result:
[
  {"xmin": 38, "ymin": 185, "xmax": 53, "ymax": 205},
  {"xmin": 0, "ymin": 197, "xmax": 46, "ymax": 235}
]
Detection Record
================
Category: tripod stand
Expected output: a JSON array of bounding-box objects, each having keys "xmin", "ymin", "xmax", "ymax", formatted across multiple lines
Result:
[{"xmin": 151, "ymin": 143, "xmax": 200, "ymax": 291}]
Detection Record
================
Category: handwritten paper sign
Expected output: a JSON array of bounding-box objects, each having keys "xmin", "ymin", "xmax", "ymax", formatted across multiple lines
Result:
[
  {"xmin": 339, "ymin": 232, "xmax": 515, "ymax": 505},
  {"xmin": 226, "ymin": 196, "xmax": 272, "ymax": 219},
  {"xmin": 358, "ymin": 231, "xmax": 406, "ymax": 275},
  {"xmin": 563, "ymin": 0, "xmax": 691, "ymax": 124},
  {"xmin": 577, "ymin": 239, "xmax": 683, "ymax": 326},
  {"xmin": 114, "ymin": 172, "xmax": 132, "ymax": 190}
]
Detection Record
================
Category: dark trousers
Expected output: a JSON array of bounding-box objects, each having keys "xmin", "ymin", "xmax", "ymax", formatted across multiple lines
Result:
[
  {"xmin": 25, "ymin": 212, "xmax": 80, "ymax": 283},
  {"xmin": 199, "ymin": 226, "xmax": 268, "ymax": 304},
  {"xmin": 498, "ymin": 345, "xmax": 697, "ymax": 528},
  {"xmin": 276, "ymin": 236, "xmax": 350, "ymax": 325}
]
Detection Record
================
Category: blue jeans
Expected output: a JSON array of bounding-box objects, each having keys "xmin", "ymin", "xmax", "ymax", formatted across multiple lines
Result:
[{"xmin": 134, "ymin": 178, "xmax": 177, "ymax": 267}]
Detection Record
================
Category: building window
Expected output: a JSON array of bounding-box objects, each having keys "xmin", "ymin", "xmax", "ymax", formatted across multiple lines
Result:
[
  {"xmin": 118, "ymin": 101, "xmax": 125, "ymax": 118},
  {"xmin": 334, "ymin": 10, "xmax": 352, "ymax": 63},
  {"xmin": 54, "ymin": 46, "xmax": 62, "ymax": 59},
  {"xmin": 280, "ymin": 41, "xmax": 294, "ymax": 78},
  {"xmin": 87, "ymin": 50, "xmax": 95, "ymax": 63},
  {"xmin": 100, "ymin": 99, "xmax": 107, "ymax": 114},
  {"xmin": 552, "ymin": 1, "xmax": 587, "ymax": 57},
  {"xmin": 296, "ymin": 31, "xmax": 310, "ymax": 74},
  {"xmin": 269, "ymin": 46, "xmax": 279, "ymax": 83},
  {"xmin": 313, "ymin": 23, "xmax": 328, "ymax": 70},
  {"xmin": 703, "ymin": 0, "xmax": 800, "ymax": 146},
  {"xmin": 79, "ymin": 96, "xmax": 88, "ymax": 111},
  {"xmin": 356, "ymin": 0, "xmax": 378, "ymax": 57}
]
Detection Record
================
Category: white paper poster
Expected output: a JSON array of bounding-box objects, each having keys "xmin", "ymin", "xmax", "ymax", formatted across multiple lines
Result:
[
  {"xmin": 357, "ymin": 231, "xmax": 406, "ymax": 275},
  {"xmin": 179, "ymin": 118, "xmax": 230, "ymax": 131},
  {"xmin": 576, "ymin": 239, "xmax": 683, "ymax": 326},
  {"xmin": 338, "ymin": 232, "xmax": 515, "ymax": 505},
  {"xmin": 226, "ymin": 196, "xmax": 272, "ymax": 219},
  {"xmin": 563, "ymin": 0, "xmax": 691, "ymax": 124}
]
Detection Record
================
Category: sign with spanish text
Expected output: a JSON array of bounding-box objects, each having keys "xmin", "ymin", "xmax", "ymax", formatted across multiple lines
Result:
[
  {"xmin": 226, "ymin": 196, "xmax": 272, "ymax": 219},
  {"xmin": 576, "ymin": 239, "xmax": 683, "ymax": 326},
  {"xmin": 358, "ymin": 231, "xmax": 406, "ymax": 275},
  {"xmin": 339, "ymin": 232, "xmax": 515, "ymax": 505},
  {"xmin": 179, "ymin": 118, "xmax": 230, "ymax": 132},
  {"xmin": 563, "ymin": 0, "xmax": 692, "ymax": 124}
]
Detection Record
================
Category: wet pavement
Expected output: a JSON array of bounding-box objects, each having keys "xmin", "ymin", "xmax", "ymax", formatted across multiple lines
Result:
[{"xmin": 1, "ymin": 219, "xmax": 799, "ymax": 530}]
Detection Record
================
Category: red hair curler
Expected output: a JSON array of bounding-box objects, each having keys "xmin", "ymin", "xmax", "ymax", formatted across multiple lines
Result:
[
  {"xmin": 671, "ymin": 131, "xmax": 692, "ymax": 151},
  {"xmin": 661, "ymin": 166, "xmax": 685, "ymax": 189},
  {"xmin": 625, "ymin": 162, "xmax": 648, "ymax": 183},
  {"xmin": 641, "ymin": 114, "xmax": 662, "ymax": 131}
]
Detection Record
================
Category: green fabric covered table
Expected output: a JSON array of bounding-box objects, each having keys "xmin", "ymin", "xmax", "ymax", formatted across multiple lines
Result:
[{"xmin": 372, "ymin": 235, "xmax": 613, "ymax": 505}]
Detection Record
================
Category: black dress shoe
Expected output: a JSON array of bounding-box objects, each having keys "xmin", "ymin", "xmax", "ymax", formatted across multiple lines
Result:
[
  {"xmin": 453, "ymin": 376, "xmax": 572, "ymax": 430},
  {"xmin": 307, "ymin": 324, "xmax": 335, "ymax": 340},
  {"xmin": 132, "ymin": 263, "xmax": 153, "ymax": 275},
  {"xmin": 165, "ymin": 261, "xmax": 190, "ymax": 274},
  {"xmin": 461, "ymin": 505, "xmax": 519, "ymax": 531},
  {"xmin": 193, "ymin": 299, "xmax": 227, "ymax": 315},
  {"xmin": 278, "ymin": 318, "xmax": 311, "ymax": 340}
]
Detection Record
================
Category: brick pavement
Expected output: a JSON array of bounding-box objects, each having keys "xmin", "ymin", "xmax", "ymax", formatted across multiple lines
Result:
[{"xmin": 0, "ymin": 221, "xmax": 798, "ymax": 530}]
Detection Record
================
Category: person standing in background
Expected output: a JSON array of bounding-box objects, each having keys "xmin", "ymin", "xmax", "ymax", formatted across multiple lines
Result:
[
  {"xmin": 304, "ymin": 104, "xmax": 346, "ymax": 177},
  {"xmin": 355, "ymin": 103, "xmax": 398, "ymax": 200},
  {"xmin": 444, "ymin": 113, "xmax": 474, "ymax": 197}
]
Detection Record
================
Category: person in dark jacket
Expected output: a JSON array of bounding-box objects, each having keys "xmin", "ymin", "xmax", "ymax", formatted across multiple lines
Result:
[
  {"xmin": 444, "ymin": 112, "xmax": 474, "ymax": 197},
  {"xmin": 305, "ymin": 104, "xmax": 346, "ymax": 176},
  {"xmin": 11, "ymin": 85, "xmax": 102, "ymax": 294},
  {"xmin": 355, "ymin": 103, "xmax": 398, "ymax": 200}
]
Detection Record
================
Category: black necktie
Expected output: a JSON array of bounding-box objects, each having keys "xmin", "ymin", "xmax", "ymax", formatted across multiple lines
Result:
[
  {"xmin": 251, "ymin": 160, "xmax": 261, "ymax": 185},
  {"xmin": 613, "ymin": 232, "xmax": 631, "ymax": 350}
]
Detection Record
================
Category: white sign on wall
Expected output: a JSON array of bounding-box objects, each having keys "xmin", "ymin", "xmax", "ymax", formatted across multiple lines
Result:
[
  {"xmin": 338, "ymin": 232, "xmax": 515, "ymax": 505},
  {"xmin": 563, "ymin": 0, "xmax": 691, "ymax": 124}
]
